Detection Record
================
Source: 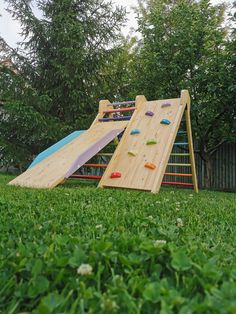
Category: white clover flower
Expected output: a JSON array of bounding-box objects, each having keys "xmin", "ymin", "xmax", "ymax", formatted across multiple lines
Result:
[
  {"xmin": 176, "ymin": 218, "xmax": 184, "ymax": 227},
  {"xmin": 101, "ymin": 299, "xmax": 119, "ymax": 311},
  {"xmin": 147, "ymin": 215, "xmax": 154, "ymax": 220},
  {"xmin": 77, "ymin": 264, "xmax": 93, "ymax": 275},
  {"xmin": 154, "ymin": 240, "xmax": 167, "ymax": 247},
  {"xmin": 189, "ymin": 194, "xmax": 193, "ymax": 197},
  {"xmin": 95, "ymin": 224, "xmax": 103, "ymax": 229}
]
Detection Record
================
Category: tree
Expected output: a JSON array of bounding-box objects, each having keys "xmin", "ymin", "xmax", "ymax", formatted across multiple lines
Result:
[
  {"xmin": 0, "ymin": 0, "xmax": 126, "ymax": 169},
  {"xmin": 134, "ymin": 0, "xmax": 236, "ymax": 188}
]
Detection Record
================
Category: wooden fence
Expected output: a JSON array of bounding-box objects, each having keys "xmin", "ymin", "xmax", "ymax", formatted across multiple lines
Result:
[
  {"xmin": 82, "ymin": 142, "xmax": 236, "ymax": 192},
  {"xmin": 195, "ymin": 143, "xmax": 236, "ymax": 191}
]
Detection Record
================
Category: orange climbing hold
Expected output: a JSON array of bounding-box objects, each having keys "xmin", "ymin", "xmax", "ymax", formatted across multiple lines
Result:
[{"xmin": 145, "ymin": 162, "xmax": 156, "ymax": 170}]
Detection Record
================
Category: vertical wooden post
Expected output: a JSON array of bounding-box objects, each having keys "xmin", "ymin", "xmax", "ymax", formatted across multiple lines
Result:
[
  {"xmin": 90, "ymin": 99, "xmax": 112, "ymax": 128},
  {"xmin": 184, "ymin": 93, "xmax": 199, "ymax": 193}
]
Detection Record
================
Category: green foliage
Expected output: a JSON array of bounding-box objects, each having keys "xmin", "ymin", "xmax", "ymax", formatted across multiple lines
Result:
[
  {"xmin": 0, "ymin": 0, "xmax": 126, "ymax": 168},
  {"xmin": 133, "ymin": 0, "xmax": 236, "ymax": 186},
  {"xmin": 0, "ymin": 174, "xmax": 236, "ymax": 313},
  {"xmin": 0, "ymin": 66, "xmax": 64, "ymax": 168}
]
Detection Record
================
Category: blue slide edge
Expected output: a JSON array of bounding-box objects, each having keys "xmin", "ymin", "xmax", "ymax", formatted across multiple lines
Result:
[{"xmin": 29, "ymin": 130, "xmax": 85, "ymax": 169}]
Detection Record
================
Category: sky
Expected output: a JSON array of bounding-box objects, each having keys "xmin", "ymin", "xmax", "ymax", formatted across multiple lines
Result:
[{"xmin": 0, "ymin": 0, "xmax": 233, "ymax": 48}]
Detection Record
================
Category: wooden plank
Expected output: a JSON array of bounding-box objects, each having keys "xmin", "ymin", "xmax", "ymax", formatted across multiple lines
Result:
[
  {"xmin": 99, "ymin": 116, "xmax": 131, "ymax": 122},
  {"xmin": 174, "ymin": 142, "xmax": 188, "ymax": 146},
  {"xmin": 8, "ymin": 121, "xmax": 128, "ymax": 189},
  {"xmin": 170, "ymin": 153, "xmax": 190, "ymax": 156},
  {"xmin": 83, "ymin": 164, "xmax": 107, "ymax": 168},
  {"xmin": 108, "ymin": 100, "xmax": 135, "ymax": 106},
  {"xmin": 151, "ymin": 91, "xmax": 189, "ymax": 193},
  {"xmin": 164, "ymin": 173, "xmax": 192, "ymax": 177},
  {"xmin": 103, "ymin": 107, "xmax": 136, "ymax": 114},
  {"xmin": 162, "ymin": 181, "xmax": 194, "ymax": 187},
  {"xmin": 99, "ymin": 94, "xmax": 188, "ymax": 192},
  {"xmin": 185, "ymin": 97, "xmax": 199, "ymax": 192},
  {"xmin": 70, "ymin": 175, "xmax": 102, "ymax": 179},
  {"xmin": 167, "ymin": 163, "xmax": 191, "ymax": 167},
  {"xmin": 96, "ymin": 153, "xmax": 113, "ymax": 156}
]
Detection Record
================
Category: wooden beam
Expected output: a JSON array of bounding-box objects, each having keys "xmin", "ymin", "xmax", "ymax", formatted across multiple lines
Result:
[{"xmin": 185, "ymin": 95, "xmax": 199, "ymax": 192}]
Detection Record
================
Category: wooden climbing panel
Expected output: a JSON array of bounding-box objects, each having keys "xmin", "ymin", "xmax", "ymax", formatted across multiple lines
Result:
[{"xmin": 99, "ymin": 91, "xmax": 191, "ymax": 193}]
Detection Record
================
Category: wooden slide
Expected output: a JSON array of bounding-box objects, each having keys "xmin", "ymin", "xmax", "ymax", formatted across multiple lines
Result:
[
  {"xmin": 99, "ymin": 91, "xmax": 191, "ymax": 193},
  {"xmin": 9, "ymin": 121, "xmax": 128, "ymax": 189}
]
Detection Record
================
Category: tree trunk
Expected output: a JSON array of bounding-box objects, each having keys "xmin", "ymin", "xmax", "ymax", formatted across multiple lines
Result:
[
  {"xmin": 204, "ymin": 154, "xmax": 213, "ymax": 189},
  {"xmin": 199, "ymin": 142, "xmax": 214, "ymax": 189}
]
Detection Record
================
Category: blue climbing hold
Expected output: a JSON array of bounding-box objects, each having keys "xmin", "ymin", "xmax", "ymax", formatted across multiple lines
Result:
[
  {"xmin": 161, "ymin": 119, "xmax": 171, "ymax": 125},
  {"xmin": 130, "ymin": 129, "xmax": 141, "ymax": 135}
]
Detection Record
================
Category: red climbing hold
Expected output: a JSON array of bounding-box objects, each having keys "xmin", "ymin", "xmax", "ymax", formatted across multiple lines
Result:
[{"xmin": 110, "ymin": 172, "xmax": 121, "ymax": 178}]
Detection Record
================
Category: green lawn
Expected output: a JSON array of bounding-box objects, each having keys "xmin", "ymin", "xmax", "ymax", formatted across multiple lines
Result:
[{"xmin": 0, "ymin": 173, "xmax": 236, "ymax": 313}]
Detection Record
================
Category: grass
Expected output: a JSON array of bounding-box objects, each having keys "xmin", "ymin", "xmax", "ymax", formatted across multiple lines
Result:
[{"xmin": 0, "ymin": 173, "xmax": 236, "ymax": 313}]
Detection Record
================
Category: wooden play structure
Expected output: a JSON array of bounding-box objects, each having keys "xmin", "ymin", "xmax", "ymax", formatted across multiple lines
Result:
[{"xmin": 9, "ymin": 90, "xmax": 198, "ymax": 193}]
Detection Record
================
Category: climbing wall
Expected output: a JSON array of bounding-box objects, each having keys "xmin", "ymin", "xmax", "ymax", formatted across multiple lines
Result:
[{"xmin": 99, "ymin": 91, "xmax": 189, "ymax": 193}]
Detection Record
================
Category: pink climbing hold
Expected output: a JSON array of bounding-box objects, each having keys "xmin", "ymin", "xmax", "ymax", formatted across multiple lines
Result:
[
  {"xmin": 145, "ymin": 111, "xmax": 154, "ymax": 116},
  {"xmin": 161, "ymin": 102, "xmax": 171, "ymax": 108}
]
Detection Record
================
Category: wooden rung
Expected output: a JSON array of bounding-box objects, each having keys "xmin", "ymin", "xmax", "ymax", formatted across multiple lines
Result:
[
  {"xmin": 170, "ymin": 153, "xmax": 190, "ymax": 156},
  {"xmin": 164, "ymin": 173, "xmax": 192, "ymax": 177},
  {"xmin": 162, "ymin": 181, "xmax": 194, "ymax": 187},
  {"xmin": 83, "ymin": 163, "xmax": 107, "ymax": 168},
  {"xmin": 174, "ymin": 142, "xmax": 188, "ymax": 146},
  {"xmin": 96, "ymin": 153, "xmax": 113, "ymax": 156},
  {"xmin": 177, "ymin": 131, "xmax": 187, "ymax": 135},
  {"xmin": 168, "ymin": 163, "xmax": 191, "ymax": 167},
  {"xmin": 99, "ymin": 116, "xmax": 131, "ymax": 122},
  {"xmin": 103, "ymin": 107, "xmax": 136, "ymax": 114},
  {"xmin": 70, "ymin": 175, "xmax": 102, "ymax": 179},
  {"xmin": 108, "ymin": 100, "xmax": 135, "ymax": 107}
]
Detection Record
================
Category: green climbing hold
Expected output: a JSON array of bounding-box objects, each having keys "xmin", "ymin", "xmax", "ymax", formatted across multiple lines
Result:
[
  {"xmin": 128, "ymin": 150, "xmax": 137, "ymax": 156},
  {"xmin": 146, "ymin": 139, "xmax": 157, "ymax": 145}
]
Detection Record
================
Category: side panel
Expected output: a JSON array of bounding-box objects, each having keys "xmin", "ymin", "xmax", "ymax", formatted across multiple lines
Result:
[{"xmin": 29, "ymin": 131, "xmax": 85, "ymax": 168}]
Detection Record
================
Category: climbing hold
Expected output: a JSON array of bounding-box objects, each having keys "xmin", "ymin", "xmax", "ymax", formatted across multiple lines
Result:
[
  {"xmin": 110, "ymin": 172, "xmax": 121, "ymax": 178},
  {"xmin": 130, "ymin": 129, "xmax": 140, "ymax": 135},
  {"xmin": 128, "ymin": 150, "xmax": 137, "ymax": 157},
  {"xmin": 145, "ymin": 162, "xmax": 156, "ymax": 170},
  {"xmin": 145, "ymin": 111, "xmax": 154, "ymax": 116},
  {"xmin": 161, "ymin": 119, "xmax": 171, "ymax": 125},
  {"xmin": 146, "ymin": 139, "xmax": 157, "ymax": 145},
  {"xmin": 161, "ymin": 102, "xmax": 171, "ymax": 108}
]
